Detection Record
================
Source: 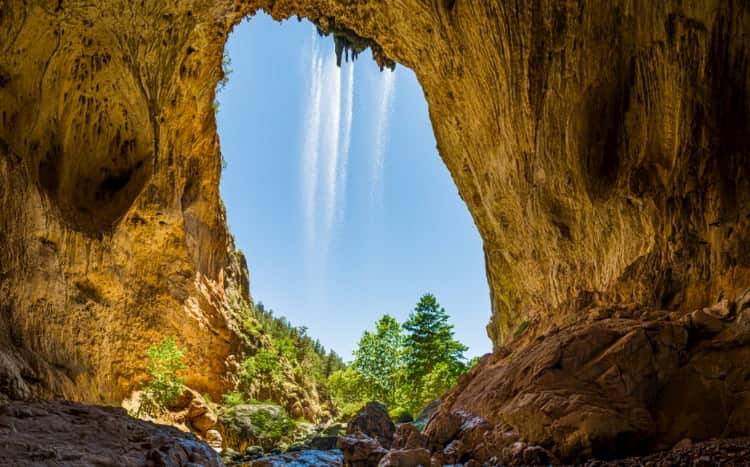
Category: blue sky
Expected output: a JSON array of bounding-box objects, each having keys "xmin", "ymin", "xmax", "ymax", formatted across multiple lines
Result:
[{"xmin": 218, "ymin": 13, "xmax": 491, "ymax": 360}]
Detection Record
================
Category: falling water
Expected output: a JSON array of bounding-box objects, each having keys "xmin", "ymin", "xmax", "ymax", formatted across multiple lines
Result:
[
  {"xmin": 302, "ymin": 40, "xmax": 324, "ymax": 249},
  {"xmin": 301, "ymin": 34, "xmax": 356, "ymax": 255},
  {"xmin": 371, "ymin": 69, "xmax": 396, "ymax": 198}
]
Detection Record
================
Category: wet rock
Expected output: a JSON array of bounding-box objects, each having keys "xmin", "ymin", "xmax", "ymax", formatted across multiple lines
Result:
[
  {"xmin": 248, "ymin": 449, "xmax": 343, "ymax": 467},
  {"xmin": 347, "ymin": 402, "xmax": 396, "ymax": 448},
  {"xmin": 337, "ymin": 432, "xmax": 388, "ymax": 467},
  {"xmin": 0, "ymin": 400, "xmax": 222, "ymax": 466}
]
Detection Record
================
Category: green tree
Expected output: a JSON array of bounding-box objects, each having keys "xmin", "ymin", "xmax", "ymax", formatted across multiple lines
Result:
[
  {"xmin": 327, "ymin": 366, "xmax": 369, "ymax": 418},
  {"xmin": 139, "ymin": 336, "xmax": 186, "ymax": 417},
  {"xmin": 352, "ymin": 314, "xmax": 403, "ymax": 408},
  {"xmin": 401, "ymin": 293, "xmax": 467, "ymax": 413}
]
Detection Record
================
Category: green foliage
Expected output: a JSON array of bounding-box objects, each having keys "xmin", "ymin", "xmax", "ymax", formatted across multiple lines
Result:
[
  {"xmin": 139, "ymin": 336, "xmax": 186, "ymax": 417},
  {"xmin": 388, "ymin": 407, "xmax": 413, "ymax": 423},
  {"xmin": 225, "ymin": 291, "xmax": 469, "ymax": 421},
  {"xmin": 401, "ymin": 293, "xmax": 468, "ymax": 413},
  {"xmin": 248, "ymin": 406, "xmax": 295, "ymax": 440},
  {"xmin": 222, "ymin": 391, "xmax": 247, "ymax": 407},
  {"xmin": 328, "ymin": 293, "xmax": 471, "ymax": 417},
  {"xmin": 213, "ymin": 53, "xmax": 233, "ymax": 115},
  {"xmin": 352, "ymin": 314, "xmax": 403, "ymax": 408},
  {"xmin": 513, "ymin": 319, "xmax": 531, "ymax": 337},
  {"xmin": 225, "ymin": 297, "xmax": 346, "ymax": 419}
]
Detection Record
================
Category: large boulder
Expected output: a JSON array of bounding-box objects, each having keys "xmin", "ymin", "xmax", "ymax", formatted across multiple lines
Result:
[
  {"xmin": 425, "ymin": 294, "xmax": 750, "ymax": 463},
  {"xmin": 217, "ymin": 403, "xmax": 295, "ymax": 452},
  {"xmin": 0, "ymin": 400, "xmax": 222, "ymax": 466},
  {"xmin": 347, "ymin": 402, "xmax": 396, "ymax": 448}
]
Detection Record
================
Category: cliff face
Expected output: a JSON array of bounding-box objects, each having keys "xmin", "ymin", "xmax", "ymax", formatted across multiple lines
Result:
[
  {"xmin": 0, "ymin": 0, "xmax": 247, "ymax": 401},
  {"xmin": 0, "ymin": 0, "xmax": 748, "ymax": 444}
]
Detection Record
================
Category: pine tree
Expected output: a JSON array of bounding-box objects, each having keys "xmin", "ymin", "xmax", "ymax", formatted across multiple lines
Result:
[{"xmin": 401, "ymin": 293, "xmax": 467, "ymax": 412}]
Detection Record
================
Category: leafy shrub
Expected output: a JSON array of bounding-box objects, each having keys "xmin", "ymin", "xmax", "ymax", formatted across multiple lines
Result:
[
  {"xmin": 249, "ymin": 406, "xmax": 295, "ymax": 439},
  {"xmin": 138, "ymin": 336, "xmax": 186, "ymax": 417},
  {"xmin": 222, "ymin": 391, "xmax": 247, "ymax": 407}
]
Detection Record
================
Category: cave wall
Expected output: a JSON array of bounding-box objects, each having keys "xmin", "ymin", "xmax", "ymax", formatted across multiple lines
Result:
[
  {"xmin": 0, "ymin": 0, "xmax": 748, "ymax": 402},
  {"xmin": 0, "ymin": 0, "xmax": 246, "ymax": 401}
]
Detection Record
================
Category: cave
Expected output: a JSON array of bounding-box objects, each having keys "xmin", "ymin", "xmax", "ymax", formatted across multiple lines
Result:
[{"xmin": 0, "ymin": 0, "xmax": 749, "ymax": 465}]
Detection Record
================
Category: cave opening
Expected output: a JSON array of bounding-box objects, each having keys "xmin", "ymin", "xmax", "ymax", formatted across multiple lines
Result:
[{"xmin": 216, "ymin": 13, "xmax": 492, "ymax": 364}]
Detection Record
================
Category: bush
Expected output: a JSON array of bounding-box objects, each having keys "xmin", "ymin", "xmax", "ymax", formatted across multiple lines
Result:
[
  {"xmin": 138, "ymin": 336, "xmax": 186, "ymax": 417},
  {"xmin": 389, "ymin": 408, "xmax": 413, "ymax": 423},
  {"xmin": 249, "ymin": 406, "xmax": 295, "ymax": 439},
  {"xmin": 222, "ymin": 391, "xmax": 247, "ymax": 407}
]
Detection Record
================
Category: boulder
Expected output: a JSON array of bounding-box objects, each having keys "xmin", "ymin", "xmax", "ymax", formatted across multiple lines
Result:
[
  {"xmin": 0, "ymin": 400, "xmax": 222, "ymax": 466},
  {"xmin": 377, "ymin": 448, "xmax": 431, "ymax": 467},
  {"xmin": 337, "ymin": 432, "xmax": 388, "ymax": 467},
  {"xmin": 392, "ymin": 423, "xmax": 428, "ymax": 450},
  {"xmin": 347, "ymin": 402, "xmax": 396, "ymax": 448},
  {"xmin": 186, "ymin": 394, "xmax": 217, "ymax": 434}
]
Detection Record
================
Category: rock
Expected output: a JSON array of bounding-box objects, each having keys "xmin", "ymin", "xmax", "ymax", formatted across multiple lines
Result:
[
  {"xmin": 424, "ymin": 319, "xmax": 699, "ymax": 462},
  {"xmin": 707, "ymin": 299, "xmax": 734, "ymax": 320},
  {"xmin": 248, "ymin": 449, "xmax": 343, "ymax": 466},
  {"xmin": 672, "ymin": 438, "xmax": 693, "ymax": 451},
  {"xmin": 688, "ymin": 309, "xmax": 725, "ymax": 336},
  {"xmin": 377, "ymin": 448, "xmax": 432, "ymax": 467},
  {"xmin": 1, "ymin": 1, "xmax": 750, "ymax": 464},
  {"xmin": 186, "ymin": 392, "xmax": 218, "ymax": 434},
  {"xmin": 324, "ymin": 422, "xmax": 347, "ymax": 436},
  {"xmin": 415, "ymin": 400, "xmax": 440, "ymax": 427},
  {"xmin": 392, "ymin": 423, "xmax": 428, "ymax": 450},
  {"xmin": 337, "ymin": 433, "xmax": 388, "ymax": 467},
  {"xmin": 583, "ymin": 437, "xmax": 750, "ymax": 466},
  {"xmin": 217, "ymin": 403, "xmax": 294, "ymax": 452},
  {"xmin": 442, "ymin": 439, "xmax": 465, "ymax": 464},
  {"xmin": 244, "ymin": 446, "xmax": 264, "ymax": 458},
  {"xmin": 310, "ymin": 435, "xmax": 340, "ymax": 451},
  {"xmin": 0, "ymin": 400, "xmax": 222, "ymax": 466},
  {"xmin": 737, "ymin": 290, "xmax": 750, "ymax": 314},
  {"xmin": 204, "ymin": 429, "xmax": 223, "ymax": 451},
  {"xmin": 522, "ymin": 445, "xmax": 555, "ymax": 464},
  {"xmin": 347, "ymin": 402, "xmax": 396, "ymax": 448}
]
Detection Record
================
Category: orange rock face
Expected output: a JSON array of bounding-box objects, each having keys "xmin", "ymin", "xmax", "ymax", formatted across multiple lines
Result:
[{"xmin": 1, "ymin": 0, "xmax": 749, "ymax": 460}]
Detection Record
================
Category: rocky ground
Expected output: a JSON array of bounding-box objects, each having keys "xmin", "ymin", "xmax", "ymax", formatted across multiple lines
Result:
[
  {"xmin": 0, "ymin": 399, "xmax": 749, "ymax": 466},
  {"xmin": 0, "ymin": 400, "xmax": 223, "ymax": 466},
  {"xmin": 584, "ymin": 438, "xmax": 750, "ymax": 467}
]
